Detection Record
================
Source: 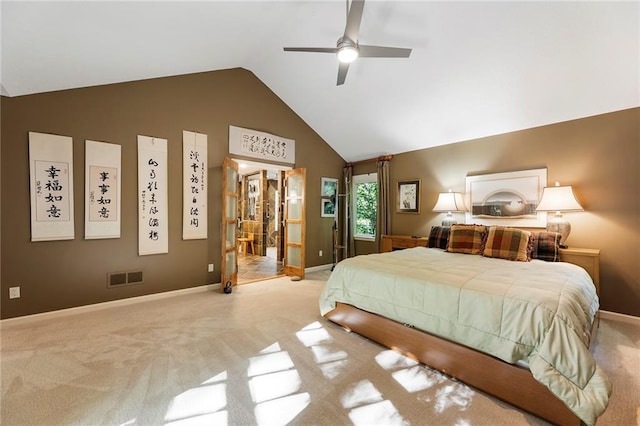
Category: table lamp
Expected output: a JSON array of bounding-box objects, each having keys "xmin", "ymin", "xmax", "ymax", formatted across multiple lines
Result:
[
  {"xmin": 536, "ymin": 182, "xmax": 584, "ymax": 247},
  {"xmin": 432, "ymin": 190, "xmax": 467, "ymax": 226}
]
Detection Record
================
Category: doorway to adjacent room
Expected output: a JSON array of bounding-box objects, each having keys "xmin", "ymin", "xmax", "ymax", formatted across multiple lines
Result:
[{"xmin": 235, "ymin": 159, "xmax": 290, "ymax": 284}]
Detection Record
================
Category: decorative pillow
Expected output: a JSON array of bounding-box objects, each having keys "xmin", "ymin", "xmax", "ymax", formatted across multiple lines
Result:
[
  {"xmin": 428, "ymin": 226, "xmax": 450, "ymax": 249},
  {"xmin": 482, "ymin": 226, "xmax": 532, "ymax": 262},
  {"xmin": 446, "ymin": 224, "xmax": 487, "ymax": 255},
  {"xmin": 530, "ymin": 231, "xmax": 561, "ymax": 262}
]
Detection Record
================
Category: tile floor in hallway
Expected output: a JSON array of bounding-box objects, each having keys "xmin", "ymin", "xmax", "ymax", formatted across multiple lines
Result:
[{"xmin": 237, "ymin": 250, "xmax": 284, "ymax": 284}]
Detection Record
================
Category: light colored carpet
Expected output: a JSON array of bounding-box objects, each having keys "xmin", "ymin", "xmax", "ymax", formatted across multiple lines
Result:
[{"xmin": 1, "ymin": 270, "xmax": 638, "ymax": 426}]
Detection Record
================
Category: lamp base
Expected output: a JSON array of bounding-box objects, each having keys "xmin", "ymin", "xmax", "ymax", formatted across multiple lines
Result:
[
  {"xmin": 546, "ymin": 213, "xmax": 571, "ymax": 247},
  {"xmin": 442, "ymin": 214, "xmax": 457, "ymax": 227}
]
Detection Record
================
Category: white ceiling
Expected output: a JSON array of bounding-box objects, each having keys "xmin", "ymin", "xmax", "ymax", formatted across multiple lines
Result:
[{"xmin": 2, "ymin": 1, "xmax": 638, "ymax": 162}]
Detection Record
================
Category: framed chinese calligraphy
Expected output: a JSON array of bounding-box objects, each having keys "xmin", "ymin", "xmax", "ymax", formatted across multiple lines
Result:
[
  {"xmin": 228, "ymin": 125, "xmax": 295, "ymax": 164},
  {"xmin": 465, "ymin": 168, "xmax": 547, "ymax": 227},
  {"xmin": 85, "ymin": 140, "xmax": 121, "ymax": 239},
  {"xmin": 138, "ymin": 135, "xmax": 168, "ymax": 255},
  {"xmin": 29, "ymin": 132, "xmax": 75, "ymax": 241},
  {"xmin": 182, "ymin": 131, "xmax": 208, "ymax": 240}
]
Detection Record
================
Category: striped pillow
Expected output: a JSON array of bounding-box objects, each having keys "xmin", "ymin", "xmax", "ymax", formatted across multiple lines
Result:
[
  {"xmin": 428, "ymin": 226, "xmax": 451, "ymax": 249},
  {"xmin": 446, "ymin": 224, "xmax": 487, "ymax": 255},
  {"xmin": 482, "ymin": 226, "xmax": 531, "ymax": 262},
  {"xmin": 530, "ymin": 231, "xmax": 561, "ymax": 262}
]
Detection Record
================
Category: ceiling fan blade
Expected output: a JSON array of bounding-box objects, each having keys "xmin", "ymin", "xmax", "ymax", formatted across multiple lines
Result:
[
  {"xmin": 337, "ymin": 61, "xmax": 350, "ymax": 86},
  {"xmin": 358, "ymin": 45, "xmax": 412, "ymax": 58},
  {"xmin": 283, "ymin": 47, "xmax": 338, "ymax": 54},
  {"xmin": 344, "ymin": 0, "xmax": 365, "ymax": 42}
]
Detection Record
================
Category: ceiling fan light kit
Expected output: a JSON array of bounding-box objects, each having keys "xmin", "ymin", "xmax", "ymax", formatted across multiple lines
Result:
[
  {"xmin": 283, "ymin": 0, "xmax": 411, "ymax": 85},
  {"xmin": 337, "ymin": 38, "xmax": 359, "ymax": 63}
]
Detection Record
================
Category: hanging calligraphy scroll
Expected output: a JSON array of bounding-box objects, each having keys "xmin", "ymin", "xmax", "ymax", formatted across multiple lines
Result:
[
  {"xmin": 182, "ymin": 131, "xmax": 208, "ymax": 240},
  {"xmin": 29, "ymin": 132, "xmax": 75, "ymax": 241},
  {"xmin": 138, "ymin": 135, "xmax": 168, "ymax": 255},
  {"xmin": 85, "ymin": 140, "xmax": 121, "ymax": 239},
  {"xmin": 229, "ymin": 125, "xmax": 295, "ymax": 164}
]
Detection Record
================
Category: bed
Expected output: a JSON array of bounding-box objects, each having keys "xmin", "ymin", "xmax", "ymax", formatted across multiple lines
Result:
[{"xmin": 319, "ymin": 225, "xmax": 611, "ymax": 426}]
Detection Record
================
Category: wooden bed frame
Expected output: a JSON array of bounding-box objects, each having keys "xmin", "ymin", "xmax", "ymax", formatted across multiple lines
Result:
[{"xmin": 323, "ymin": 247, "xmax": 601, "ymax": 426}]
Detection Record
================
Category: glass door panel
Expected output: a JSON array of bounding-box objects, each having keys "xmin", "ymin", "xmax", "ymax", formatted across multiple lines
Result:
[
  {"xmin": 284, "ymin": 168, "xmax": 306, "ymax": 279},
  {"xmin": 221, "ymin": 157, "xmax": 238, "ymax": 287}
]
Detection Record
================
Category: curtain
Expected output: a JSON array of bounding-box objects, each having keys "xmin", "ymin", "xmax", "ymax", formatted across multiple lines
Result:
[
  {"xmin": 343, "ymin": 164, "xmax": 355, "ymax": 258},
  {"xmin": 376, "ymin": 159, "xmax": 391, "ymax": 252}
]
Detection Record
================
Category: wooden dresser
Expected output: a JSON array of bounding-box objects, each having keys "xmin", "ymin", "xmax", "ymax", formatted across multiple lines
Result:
[{"xmin": 381, "ymin": 235, "xmax": 600, "ymax": 296}]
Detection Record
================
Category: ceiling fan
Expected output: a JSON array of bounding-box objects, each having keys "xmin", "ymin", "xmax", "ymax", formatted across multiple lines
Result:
[{"xmin": 283, "ymin": 0, "xmax": 412, "ymax": 86}]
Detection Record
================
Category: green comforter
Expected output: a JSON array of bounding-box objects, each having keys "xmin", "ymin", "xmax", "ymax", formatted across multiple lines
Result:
[{"xmin": 319, "ymin": 247, "xmax": 611, "ymax": 425}]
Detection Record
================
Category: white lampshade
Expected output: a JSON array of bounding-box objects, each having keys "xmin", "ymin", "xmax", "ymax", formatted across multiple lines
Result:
[
  {"xmin": 536, "ymin": 182, "xmax": 583, "ymax": 247},
  {"xmin": 433, "ymin": 191, "xmax": 467, "ymax": 226},
  {"xmin": 536, "ymin": 183, "xmax": 584, "ymax": 212},
  {"xmin": 433, "ymin": 191, "xmax": 467, "ymax": 212}
]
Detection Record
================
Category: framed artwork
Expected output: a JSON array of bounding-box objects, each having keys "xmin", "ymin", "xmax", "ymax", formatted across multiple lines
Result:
[
  {"xmin": 321, "ymin": 177, "xmax": 338, "ymax": 217},
  {"xmin": 321, "ymin": 177, "xmax": 338, "ymax": 197},
  {"xmin": 465, "ymin": 168, "xmax": 547, "ymax": 227},
  {"xmin": 321, "ymin": 199, "xmax": 335, "ymax": 217},
  {"xmin": 397, "ymin": 179, "xmax": 420, "ymax": 213}
]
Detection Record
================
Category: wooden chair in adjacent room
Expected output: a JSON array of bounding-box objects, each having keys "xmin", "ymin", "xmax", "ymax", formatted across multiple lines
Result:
[{"xmin": 238, "ymin": 233, "xmax": 255, "ymax": 255}]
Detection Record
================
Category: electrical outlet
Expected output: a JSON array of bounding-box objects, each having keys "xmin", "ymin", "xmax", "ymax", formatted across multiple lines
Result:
[
  {"xmin": 9, "ymin": 286, "xmax": 20, "ymax": 299},
  {"xmin": 319, "ymin": 250, "xmax": 323, "ymax": 257},
  {"xmin": 208, "ymin": 264, "xmax": 214, "ymax": 272}
]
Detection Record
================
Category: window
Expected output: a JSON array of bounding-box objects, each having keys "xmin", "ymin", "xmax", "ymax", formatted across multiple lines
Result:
[{"xmin": 353, "ymin": 173, "xmax": 378, "ymax": 240}]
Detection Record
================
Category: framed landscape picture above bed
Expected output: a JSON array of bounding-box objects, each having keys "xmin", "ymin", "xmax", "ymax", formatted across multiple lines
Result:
[
  {"xmin": 465, "ymin": 168, "xmax": 547, "ymax": 227},
  {"xmin": 397, "ymin": 179, "xmax": 420, "ymax": 213}
]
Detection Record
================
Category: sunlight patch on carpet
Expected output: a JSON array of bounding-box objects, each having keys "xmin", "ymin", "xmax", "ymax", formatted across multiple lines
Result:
[
  {"xmin": 319, "ymin": 359, "xmax": 348, "ymax": 379},
  {"xmin": 341, "ymin": 380, "xmax": 383, "ymax": 409},
  {"xmin": 434, "ymin": 383, "xmax": 475, "ymax": 414},
  {"xmin": 348, "ymin": 400, "xmax": 407, "ymax": 426},
  {"xmin": 259, "ymin": 342, "xmax": 282, "ymax": 354},
  {"xmin": 311, "ymin": 345, "xmax": 348, "ymax": 364},
  {"xmin": 295, "ymin": 326, "xmax": 333, "ymax": 347},
  {"xmin": 392, "ymin": 365, "xmax": 443, "ymax": 393},
  {"xmin": 247, "ymin": 351, "xmax": 295, "ymax": 377},
  {"xmin": 375, "ymin": 350, "xmax": 419, "ymax": 370},
  {"xmin": 164, "ymin": 383, "xmax": 227, "ymax": 423},
  {"xmin": 254, "ymin": 393, "xmax": 310, "ymax": 426},
  {"xmin": 249, "ymin": 370, "xmax": 302, "ymax": 404}
]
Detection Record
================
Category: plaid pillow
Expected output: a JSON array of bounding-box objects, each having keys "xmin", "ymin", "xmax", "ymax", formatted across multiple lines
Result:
[
  {"xmin": 530, "ymin": 231, "xmax": 561, "ymax": 262},
  {"xmin": 446, "ymin": 224, "xmax": 487, "ymax": 255},
  {"xmin": 428, "ymin": 226, "xmax": 450, "ymax": 249},
  {"xmin": 482, "ymin": 226, "xmax": 531, "ymax": 262}
]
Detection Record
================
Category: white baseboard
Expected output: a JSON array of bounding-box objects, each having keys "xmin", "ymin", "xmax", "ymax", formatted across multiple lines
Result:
[
  {"xmin": 599, "ymin": 310, "xmax": 640, "ymax": 326},
  {"xmin": 1, "ymin": 283, "xmax": 221, "ymax": 327},
  {"xmin": 305, "ymin": 263, "xmax": 333, "ymax": 273},
  {"xmin": 1, "ymin": 266, "xmax": 333, "ymax": 326}
]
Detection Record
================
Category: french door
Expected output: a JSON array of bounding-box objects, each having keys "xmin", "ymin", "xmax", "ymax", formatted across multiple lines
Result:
[
  {"xmin": 221, "ymin": 157, "xmax": 238, "ymax": 288},
  {"xmin": 284, "ymin": 168, "xmax": 306, "ymax": 278}
]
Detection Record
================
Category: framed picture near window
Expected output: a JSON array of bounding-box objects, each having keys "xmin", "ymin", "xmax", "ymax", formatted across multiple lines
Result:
[
  {"xmin": 397, "ymin": 179, "xmax": 420, "ymax": 213},
  {"xmin": 321, "ymin": 177, "xmax": 338, "ymax": 217},
  {"xmin": 321, "ymin": 177, "xmax": 338, "ymax": 197}
]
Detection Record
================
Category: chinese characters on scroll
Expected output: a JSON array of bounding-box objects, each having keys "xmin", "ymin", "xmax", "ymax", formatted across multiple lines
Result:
[
  {"xmin": 138, "ymin": 136, "xmax": 168, "ymax": 255},
  {"xmin": 29, "ymin": 132, "xmax": 75, "ymax": 241},
  {"xmin": 183, "ymin": 131, "xmax": 208, "ymax": 240}
]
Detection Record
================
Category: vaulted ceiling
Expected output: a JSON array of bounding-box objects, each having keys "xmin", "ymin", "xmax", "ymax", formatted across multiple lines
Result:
[{"xmin": 2, "ymin": 1, "xmax": 638, "ymax": 162}]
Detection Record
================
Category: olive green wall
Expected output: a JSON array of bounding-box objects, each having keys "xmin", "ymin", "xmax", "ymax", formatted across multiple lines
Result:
[
  {"xmin": 389, "ymin": 108, "xmax": 640, "ymax": 317},
  {"xmin": 1, "ymin": 68, "xmax": 344, "ymax": 319}
]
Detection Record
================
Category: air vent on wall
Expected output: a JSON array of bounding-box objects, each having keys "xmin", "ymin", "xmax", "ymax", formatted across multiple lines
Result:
[{"xmin": 108, "ymin": 270, "xmax": 144, "ymax": 288}]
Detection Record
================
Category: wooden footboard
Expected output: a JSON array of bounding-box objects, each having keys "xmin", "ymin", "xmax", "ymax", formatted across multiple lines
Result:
[{"xmin": 325, "ymin": 302, "xmax": 583, "ymax": 426}]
